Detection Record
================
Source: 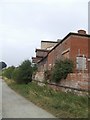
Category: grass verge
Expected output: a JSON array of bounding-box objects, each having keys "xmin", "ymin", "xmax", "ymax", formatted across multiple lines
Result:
[{"xmin": 4, "ymin": 77, "xmax": 89, "ymax": 118}]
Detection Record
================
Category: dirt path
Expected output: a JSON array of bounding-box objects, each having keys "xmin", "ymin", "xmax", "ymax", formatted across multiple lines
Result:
[{"xmin": 2, "ymin": 79, "xmax": 55, "ymax": 118}]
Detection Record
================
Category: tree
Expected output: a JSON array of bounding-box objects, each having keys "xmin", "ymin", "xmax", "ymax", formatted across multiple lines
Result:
[
  {"xmin": 14, "ymin": 60, "xmax": 33, "ymax": 84},
  {"xmin": 3, "ymin": 66, "xmax": 15, "ymax": 79},
  {"xmin": 2, "ymin": 60, "xmax": 34, "ymax": 84},
  {"xmin": 32, "ymin": 63, "xmax": 37, "ymax": 73},
  {"xmin": 12, "ymin": 67, "xmax": 21, "ymax": 82}
]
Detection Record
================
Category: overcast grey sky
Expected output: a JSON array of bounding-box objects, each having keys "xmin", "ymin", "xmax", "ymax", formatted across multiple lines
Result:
[{"xmin": 0, "ymin": 0, "xmax": 89, "ymax": 67}]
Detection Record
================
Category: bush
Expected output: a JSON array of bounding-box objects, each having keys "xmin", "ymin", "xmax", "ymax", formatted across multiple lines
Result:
[
  {"xmin": 51, "ymin": 59, "xmax": 74, "ymax": 83},
  {"xmin": 13, "ymin": 60, "xmax": 33, "ymax": 84},
  {"xmin": 12, "ymin": 67, "xmax": 21, "ymax": 83},
  {"xmin": 32, "ymin": 63, "xmax": 38, "ymax": 73},
  {"xmin": 3, "ymin": 66, "xmax": 15, "ymax": 79},
  {"xmin": 44, "ymin": 70, "xmax": 52, "ymax": 82},
  {"xmin": 3, "ymin": 60, "xmax": 34, "ymax": 84}
]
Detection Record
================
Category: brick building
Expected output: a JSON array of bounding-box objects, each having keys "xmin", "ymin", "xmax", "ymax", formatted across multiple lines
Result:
[
  {"xmin": 32, "ymin": 40, "xmax": 58, "ymax": 64},
  {"xmin": 47, "ymin": 30, "xmax": 89, "ymax": 72},
  {"xmin": 32, "ymin": 29, "xmax": 90, "ymax": 91},
  {"xmin": 41, "ymin": 40, "xmax": 58, "ymax": 50}
]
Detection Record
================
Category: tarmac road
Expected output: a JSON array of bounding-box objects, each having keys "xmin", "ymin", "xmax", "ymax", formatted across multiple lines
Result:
[
  {"xmin": 1, "ymin": 78, "xmax": 55, "ymax": 118},
  {"xmin": 0, "ymin": 77, "xmax": 2, "ymax": 119}
]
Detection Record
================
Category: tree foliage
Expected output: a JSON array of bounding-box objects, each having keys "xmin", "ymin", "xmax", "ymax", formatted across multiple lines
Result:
[
  {"xmin": 51, "ymin": 59, "xmax": 74, "ymax": 83},
  {"xmin": 44, "ymin": 69, "xmax": 52, "ymax": 82},
  {"xmin": 12, "ymin": 67, "xmax": 20, "ymax": 82},
  {"xmin": 3, "ymin": 60, "xmax": 34, "ymax": 84},
  {"xmin": 17, "ymin": 60, "xmax": 33, "ymax": 84},
  {"xmin": 3, "ymin": 66, "xmax": 15, "ymax": 79},
  {"xmin": 32, "ymin": 63, "xmax": 38, "ymax": 73}
]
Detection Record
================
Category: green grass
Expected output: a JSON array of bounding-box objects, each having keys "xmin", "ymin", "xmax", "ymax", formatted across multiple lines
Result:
[
  {"xmin": 0, "ymin": 71, "xmax": 2, "ymax": 76},
  {"xmin": 4, "ymin": 78, "xmax": 89, "ymax": 118}
]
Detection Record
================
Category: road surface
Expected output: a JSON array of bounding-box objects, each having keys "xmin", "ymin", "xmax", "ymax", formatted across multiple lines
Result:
[
  {"xmin": 0, "ymin": 77, "xmax": 2, "ymax": 119},
  {"xmin": 1, "ymin": 78, "xmax": 55, "ymax": 118}
]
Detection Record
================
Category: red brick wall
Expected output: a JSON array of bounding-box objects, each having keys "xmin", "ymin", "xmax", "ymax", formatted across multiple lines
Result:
[
  {"xmin": 47, "ymin": 49, "xmax": 55, "ymax": 69},
  {"xmin": 70, "ymin": 36, "xmax": 88, "ymax": 71},
  {"xmin": 60, "ymin": 73, "xmax": 89, "ymax": 90},
  {"xmin": 35, "ymin": 32, "xmax": 90, "ymax": 93},
  {"xmin": 38, "ymin": 57, "xmax": 47, "ymax": 72},
  {"xmin": 88, "ymin": 37, "xmax": 90, "ymax": 75},
  {"xmin": 48, "ymin": 73, "xmax": 89, "ymax": 92},
  {"xmin": 47, "ymin": 35, "xmax": 89, "ymax": 73},
  {"xmin": 47, "ymin": 36, "xmax": 71, "ymax": 69},
  {"xmin": 34, "ymin": 72, "xmax": 89, "ymax": 92}
]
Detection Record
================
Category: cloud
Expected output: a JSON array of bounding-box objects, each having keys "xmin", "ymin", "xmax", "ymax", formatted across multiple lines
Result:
[{"xmin": 0, "ymin": 0, "xmax": 89, "ymax": 66}]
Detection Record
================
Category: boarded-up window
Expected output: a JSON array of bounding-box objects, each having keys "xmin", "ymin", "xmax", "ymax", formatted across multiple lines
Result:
[{"xmin": 76, "ymin": 56, "xmax": 86, "ymax": 70}]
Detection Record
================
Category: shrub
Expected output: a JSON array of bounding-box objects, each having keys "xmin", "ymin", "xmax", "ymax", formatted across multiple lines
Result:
[
  {"xmin": 32, "ymin": 63, "xmax": 38, "ymax": 73},
  {"xmin": 51, "ymin": 59, "xmax": 74, "ymax": 83},
  {"xmin": 13, "ymin": 60, "xmax": 33, "ymax": 84},
  {"xmin": 12, "ymin": 67, "xmax": 21, "ymax": 83},
  {"xmin": 44, "ymin": 70, "xmax": 52, "ymax": 82},
  {"xmin": 3, "ymin": 60, "xmax": 34, "ymax": 84},
  {"xmin": 3, "ymin": 66, "xmax": 15, "ymax": 79}
]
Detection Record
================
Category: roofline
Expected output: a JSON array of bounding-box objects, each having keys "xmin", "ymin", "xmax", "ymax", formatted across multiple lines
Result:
[
  {"xmin": 35, "ymin": 49, "xmax": 50, "ymax": 52},
  {"xmin": 41, "ymin": 40, "xmax": 58, "ymax": 43},
  {"xmin": 48, "ymin": 32, "xmax": 90, "ymax": 54},
  {"xmin": 37, "ymin": 55, "xmax": 47, "ymax": 64},
  {"xmin": 36, "ymin": 55, "xmax": 44, "ymax": 58},
  {"xmin": 37, "ymin": 32, "xmax": 90, "ymax": 64}
]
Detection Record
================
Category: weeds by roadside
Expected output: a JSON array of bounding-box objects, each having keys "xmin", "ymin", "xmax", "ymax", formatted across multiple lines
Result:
[{"xmin": 4, "ymin": 77, "xmax": 89, "ymax": 118}]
